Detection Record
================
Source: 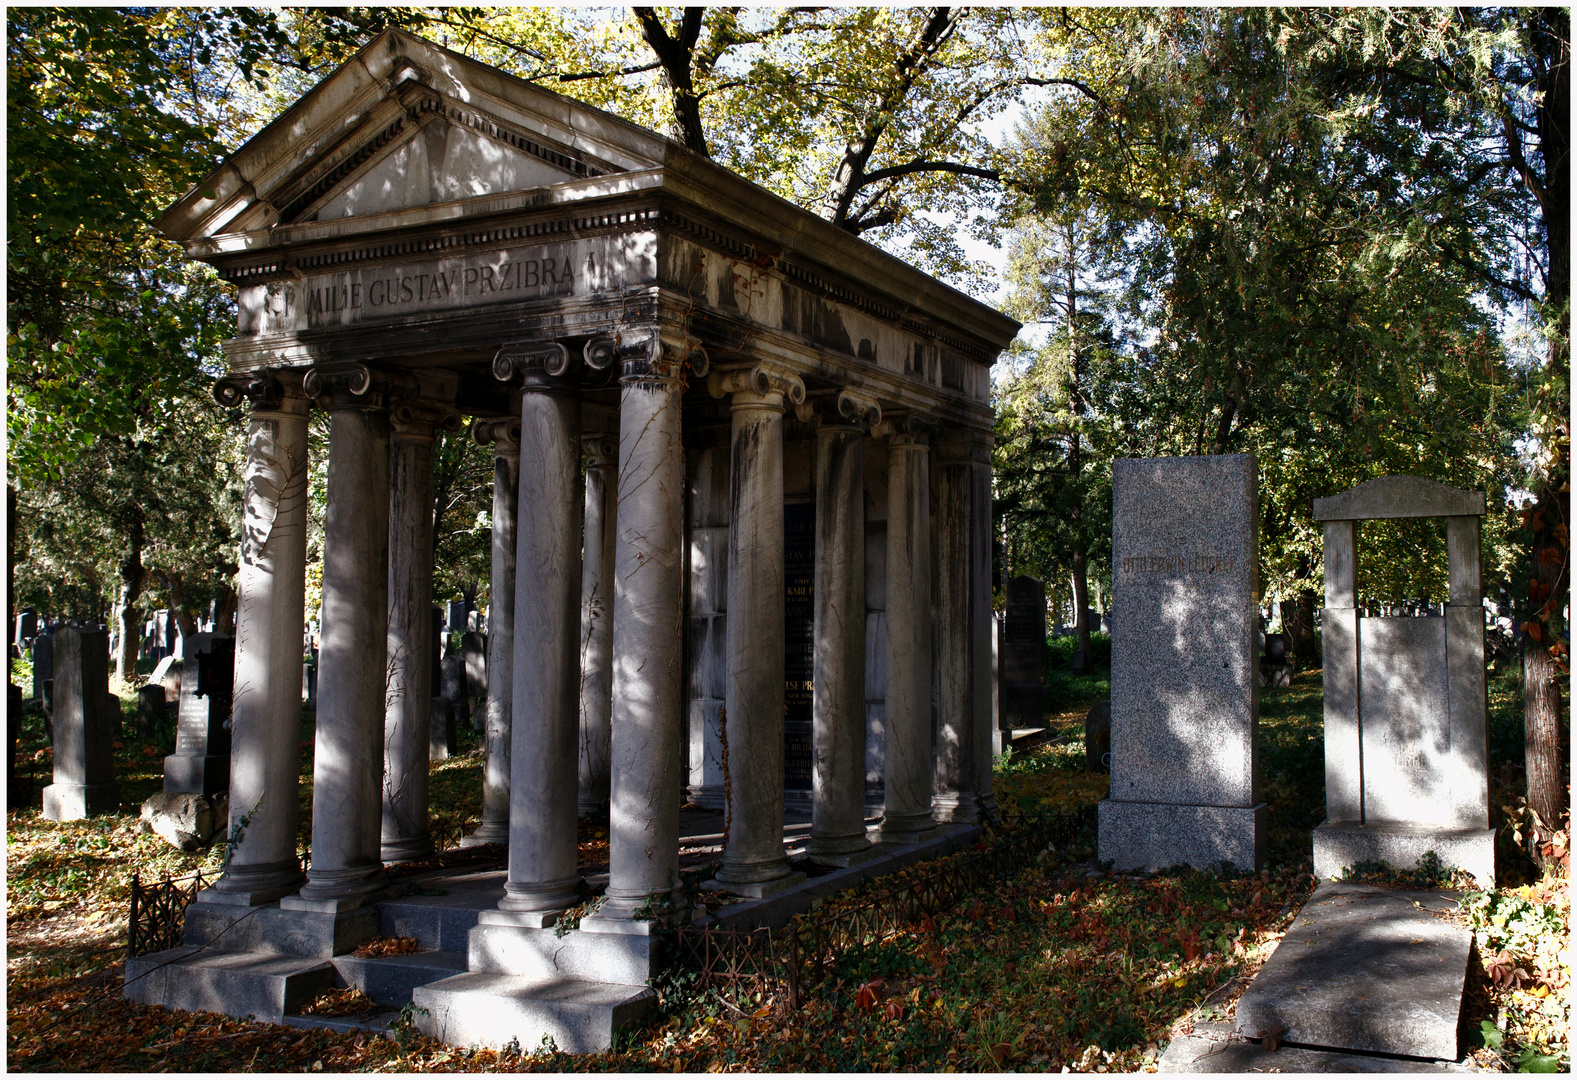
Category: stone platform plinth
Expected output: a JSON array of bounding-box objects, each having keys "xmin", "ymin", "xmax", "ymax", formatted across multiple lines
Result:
[
  {"xmin": 1312, "ymin": 822, "xmax": 1494, "ymax": 891},
  {"xmin": 124, "ymin": 947, "xmax": 336, "ymax": 1025},
  {"xmin": 1160, "ymin": 1020, "xmax": 1480, "ymax": 1073},
  {"xmin": 1097, "ymin": 799, "xmax": 1266, "ymax": 873},
  {"xmin": 413, "ymin": 973, "xmax": 656, "ymax": 1053},
  {"xmin": 1234, "ymin": 882, "xmax": 1472, "ymax": 1062}
]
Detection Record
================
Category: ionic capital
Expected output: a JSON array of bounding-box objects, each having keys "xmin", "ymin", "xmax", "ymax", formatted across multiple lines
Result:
[
  {"xmin": 706, "ymin": 364, "xmax": 806, "ymax": 410},
  {"xmin": 494, "ymin": 341, "xmax": 572, "ymax": 391},
  {"xmin": 472, "ymin": 418, "xmax": 522, "ymax": 455},
  {"xmin": 390, "ymin": 401, "xmax": 462, "ymax": 441},
  {"xmin": 875, "ymin": 411, "xmax": 941, "ymax": 446},
  {"xmin": 303, "ymin": 363, "xmax": 416, "ymax": 411},
  {"xmin": 581, "ymin": 433, "xmax": 619, "ymax": 468},
  {"xmin": 588, "ymin": 331, "xmax": 707, "ymax": 384},
  {"xmin": 215, "ymin": 372, "xmax": 285, "ymax": 411},
  {"xmin": 831, "ymin": 389, "xmax": 883, "ymax": 430}
]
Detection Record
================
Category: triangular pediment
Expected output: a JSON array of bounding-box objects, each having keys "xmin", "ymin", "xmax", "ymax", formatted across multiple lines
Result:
[{"xmin": 161, "ymin": 29, "xmax": 669, "ymax": 242}]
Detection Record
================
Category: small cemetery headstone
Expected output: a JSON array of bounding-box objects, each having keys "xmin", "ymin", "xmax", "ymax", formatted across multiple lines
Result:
[
  {"xmin": 41, "ymin": 627, "xmax": 119, "ymax": 819},
  {"xmin": 163, "ymin": 633, "xmax": 234, "ymax": 795},
  {"xmin": 1084, "ymin": 700, "xmax": 1111, "ymax": 774},
  {"xmin": 15, "ymin": 609, "xmax": 37, "ymax": 644},
  {"xmin": 136, "ymin": 684, "xmax": 167, "ymax": 738},
  {"xmin": 447, "ymin": 600, "xmax": 468, "ymax": 638},
  {"xmin": 462, "ymin": 630, "xmax": 487, "ymax": 731},
  {"xmin": 30, "ymin": 632, "xmax": 52, "ymax": 702},
  {"xmin": 429, "ymin": 696, "xmax": 455, "ymax": 761},
  {"xmin": 1001, "ymin": 575, "xmax": 1047, "ymax": 730},
  {"xmin": 1311, "ymin": 476, "xmax": 1494, "ymax": 887},
  {"xmin": 1098, "ymin": 454, "xmax": 1265, "ymax": 872},
  {"xmin": 440, "ymin": 653, "xmax": 470, "ymax": 729},
  {"xmin": 149, "ymin": 653, "xmax": 182, "ymax": 705}
]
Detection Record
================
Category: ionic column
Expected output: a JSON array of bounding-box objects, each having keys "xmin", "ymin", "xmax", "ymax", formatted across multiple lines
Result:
[
  {"xmin": 286, "ymin": 364, "xmax": 395, "ymax": 910},
  {"xmin": 463, "ymin": 417, "xmax": 521, "ymax": 847},
  {"xmin": 932, "ymin": 429, "xmax": 998, "ymax": 824},
  {"xmin": 492, "ymin": 343, "xmax": 582, "ymax": 922},
  {"xmin": 879, "ymin": 418, "xmax": 937, "ymax": 843},
  {"xmin": 808, "ymin": 391, "xmax": 882, "ymax": 866},
  {"xmin": 202, "ymin": 373, "xmax": 309, "ymax": 906},
  {"xmin": 578, "ymin": 432, "xmax": 619, "ymax": 815},
  {"xmin": 380, "ymin": 404, "xmax": 455, "ymax": 862},
  {"xmin": 707, "ymin": 364, "xmax": 806, "ymax": 896},
  {"xmin": 583, "ymin": 333, "xmax": 692, "ymax": 926}
]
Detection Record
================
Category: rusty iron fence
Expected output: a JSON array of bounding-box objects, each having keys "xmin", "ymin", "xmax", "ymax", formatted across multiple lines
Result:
[
  {"xmin": 127, "ymin": 869, "xmax": 209, "ymax": 959},
  {"xmin": 666, "ymin": 806, "xmax": 1094, "ymax": 1012}
]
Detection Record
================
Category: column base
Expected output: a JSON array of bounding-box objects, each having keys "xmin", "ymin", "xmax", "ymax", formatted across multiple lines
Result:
[
  {"xmin": 497, "ymin": 877, "xmax": 580, "ymax": 919},
  {"xmin": 1098, "ymin": 799, "xmax": 1266, "ymax": 873},
  {"xmin": 200, "ymin": 859, "xmax": 305, "ymax": 908},
  {"xmin": 807, "ymin": 844, "xmax": 882, "ymax": 869},
  {"xmin": 932, "ymin": 791, "xmax": 986, "ymax": 824},
  {"xmin": 806, "ymin": 831, "xmax": 876, "ymax": 866},
  {"xmin": 286, "ymin": 864, "xmax": 387, "ymax": 912},
  {"xmin": 703, "ymin": 871, "xmax": 806, "ymax": 900},
  {"xmin": 1312, "ymin": 821, "xmax": 1495, "ymax": 889},
  {"xmin": 380, "ymin": 834, "xmax": 435, "ymax": 863},
  {"xmin": 42, "ymin": 781, "xmax": 119, "ymax": 820},
  {"xmin": 459, "ymin": 820, "xmax": 509, "ymax": 848},
  {"xmin": 877, "ymin": 810, "xmax": 939, "ymax": 846}
]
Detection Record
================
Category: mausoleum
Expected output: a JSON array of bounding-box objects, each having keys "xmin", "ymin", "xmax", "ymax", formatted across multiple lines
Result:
[{"xmin": 127, "ymin": 29, "xmax": 1017, "ymax": 1048}]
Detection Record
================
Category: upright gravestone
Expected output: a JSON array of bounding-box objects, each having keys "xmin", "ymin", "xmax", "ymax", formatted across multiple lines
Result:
[
  {"xmin": 1311, "ymin": 476, "xmax": 1494, "ymax": 886},
  {"xmin": 42, "ymin": 627, "xmax": 119, "ymax": 819},
  {"xmin": 163, "ymin": 633, "xmax": 235, "ymax": 795},
  {"xmin": 461, "ymin": 630, "xmax": 487, "ymax": 732},
  {"xmin": 30, "ymin": 632, "xmax": 53, "ymax": 703},
  {"xmin": 1001, "ymin": 575, "xmax": 1047, "ymax": 731},
  {"xmin": 440, "ymin": 653, "xmax": 470, "ymax": 732},
  {"xmin": 1099, "ymin": 454, "xmax": 1265, "ymax": 872}
]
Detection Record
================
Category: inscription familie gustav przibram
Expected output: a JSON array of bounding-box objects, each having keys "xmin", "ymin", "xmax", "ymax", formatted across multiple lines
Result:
[{"xmin": 302, "ymin": 247, "xmax": 576, "ymax": 325}]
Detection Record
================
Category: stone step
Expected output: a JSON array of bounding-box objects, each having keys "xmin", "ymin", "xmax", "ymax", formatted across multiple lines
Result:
[
  {"xmin": 124, "ymin": 946, "xmax": 336, "ymax": 1025},
  {"xmin": 376, "ymin": 873, "xmax": 504, "ymax": 951},
  {"xmin": 1234, "ymin": 882, "xmax": 1472, "ymax": 1062},
  {"xmin": 412, "ymin": 972, "xmax": 657, "ymax": 1054},
  {"xmin": 331, "ymin": 949, "xmax": 467, "ymax": 1007},
  {"xmin": 284, "ymin": 1011, "xmax": 401, "ymax": 1036}
]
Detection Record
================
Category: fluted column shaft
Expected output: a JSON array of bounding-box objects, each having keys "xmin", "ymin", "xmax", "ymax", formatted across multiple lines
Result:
[
  {"xmin": 578, "ymin": 433, "xmax": 619, "ymax": 815},
  {"xmin": 593, "ymin": 352, "xmax": 686, "ymax": 923},
  {"xmin": 715, "ymin": 382, "xmax": 797, "ymax": 888},
  {"xmin": 293, "ymin": 389, "xmax": 390, "ymax": 907},
  {"xmin": 879, "ymin": 431, "xmax": 936, "ymax": 842},
  {"xmin": 381, "ymin": 414, "xmax": 440, "ymax": 862},
  {"xmin": 932, "ymin": 433, "xmax": 997, "ymax": 823},
  {"xmin": 207, "ymin": 378, "xmax": 309, "ymax": 905},
  {"xmin": 465, "ymin": 420, "xmax": 520, "ymax": 847},
  {"xmin": 500, "ymin": 387, "xmax": 582, "ymax": 916},
  {"xmin": 808, "ymin": 420, "xmax": 872, "ymax": 861}
]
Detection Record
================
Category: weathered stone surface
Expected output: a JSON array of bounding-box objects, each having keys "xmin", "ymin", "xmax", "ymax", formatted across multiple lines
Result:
[
  {"xmin": 469, "ymin": 920, "xmax": 656, "ymax": 985},
  {"xmin": 1160, "ymin": 1020, "xmax": 1480, "ymax": 1073},
  {"xmin": 1313, "ymin": 476, "xmax": 1486, "ymax": 521},
  {"xmin": 1235, "ymin": 883, "xmax": 1471, "ymax": 1061},
  {"xmin": 1097, "ymin": 799, "xmax": 1265, "ymax": 873},
  {"xmin": 185, "ymin": 900, "xmax": 382, "ymax": 957},
  {"xmin": 149, "ymin": 653, "xmax": 181, "ymax": 704},
  {"xmin": 1359, "ymin": 617, "xmax": 1451, "ymax": 824},
  {"xmin": 139, "ymin": 791, "xmax": 229, "ymax": 852},
  {"xmin": 1100, "ymin": 455, "xmax": 1262, "ymax": 872},
  {"xmin": 124, "ymin": 947, "xmax": 335, "ymax": 1026},
  {"xmin": 42, "ymin": 627, "xmax": 119, "ymax": 821},
  {"xmin": 331, "ymin": 949, "xmax": 466, "ymax": 1007},
  {"xmin": 1312, "ymin": 822, "xmax": 1494, "ymax": 890},
  {"xmin": 413, "ymin": 972, "xmax": 656, "ymax": 1054}
]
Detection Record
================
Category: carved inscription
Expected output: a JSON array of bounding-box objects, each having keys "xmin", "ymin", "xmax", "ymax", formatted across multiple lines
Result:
[
  {"xmin": 1120, "ymin": 554, "xmax": 1240, "ymax": 575},
  {"xmin": 303, "ymin": 245, "xmax": 579, "ymax": 328}
]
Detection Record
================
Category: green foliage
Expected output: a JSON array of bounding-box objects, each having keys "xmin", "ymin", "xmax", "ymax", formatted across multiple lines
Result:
[{"xmin": 1458, "ymin": 889, "xmax": 1568, "ymax": 961}]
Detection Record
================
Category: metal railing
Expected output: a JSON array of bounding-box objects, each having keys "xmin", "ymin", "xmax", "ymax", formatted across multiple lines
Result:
[{"xmin": 127, "ymin": 869, "xmax": 208, "ymax": 959}]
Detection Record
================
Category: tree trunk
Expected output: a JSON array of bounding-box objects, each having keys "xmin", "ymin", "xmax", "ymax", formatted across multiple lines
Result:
[{"xmin": 1521, "ymin": 4, "xmax": 1570, "ymax": 866}]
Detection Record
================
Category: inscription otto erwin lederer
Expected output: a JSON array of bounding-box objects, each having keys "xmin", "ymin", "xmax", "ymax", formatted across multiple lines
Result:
[{"xmin": 1121, "ymin": 554, "xmax": 1240, "ymax": 575}]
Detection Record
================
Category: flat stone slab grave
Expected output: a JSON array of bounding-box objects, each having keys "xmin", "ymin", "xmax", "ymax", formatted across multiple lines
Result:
[
  {"xmin": 1234, "ymin": 882, "xmax": 1473, "ymax": 1063},
  {"xmin": 1160, "ymin": 1020, "xmax": 1480, "ymax": 1073}
]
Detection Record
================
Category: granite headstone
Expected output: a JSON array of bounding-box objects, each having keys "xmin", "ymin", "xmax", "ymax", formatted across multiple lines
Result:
[
  {"xmin": 163, "ymin": 633, "xmax": 234, "ymax": 795},
  {"xmin": 41, "ymin": 627, "xmax": 119, "ymax": 819},
  {"xmin": 462, "ymin": 630, "xmax": 487, "ymax": 732},
  {"xmin": 1098, "ymin": 454, "xmax": 1265, "ymax": 872},
  {"xmin": 1001, "ymin": 575, "xmax": 1047, "ymax": 730}
]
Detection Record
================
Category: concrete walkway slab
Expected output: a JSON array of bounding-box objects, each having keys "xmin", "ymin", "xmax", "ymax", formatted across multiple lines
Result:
[
  {"xmin": 1160, "ymin": 1021, "xmax": 1483, "ymax": 1073},
  {"xmin": 1235, "ymin": 883, "xmax": 1471, "ymax": 1061}
]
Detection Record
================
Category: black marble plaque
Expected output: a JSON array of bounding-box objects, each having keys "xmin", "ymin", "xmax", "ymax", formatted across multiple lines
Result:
[
  {"xmin": 784, "ymin": 501, "xmax": 815, "ymax": 790},
  {"xmin": 1002, "ymin": 575, "xmax": 1047, "ymax": 727}
]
